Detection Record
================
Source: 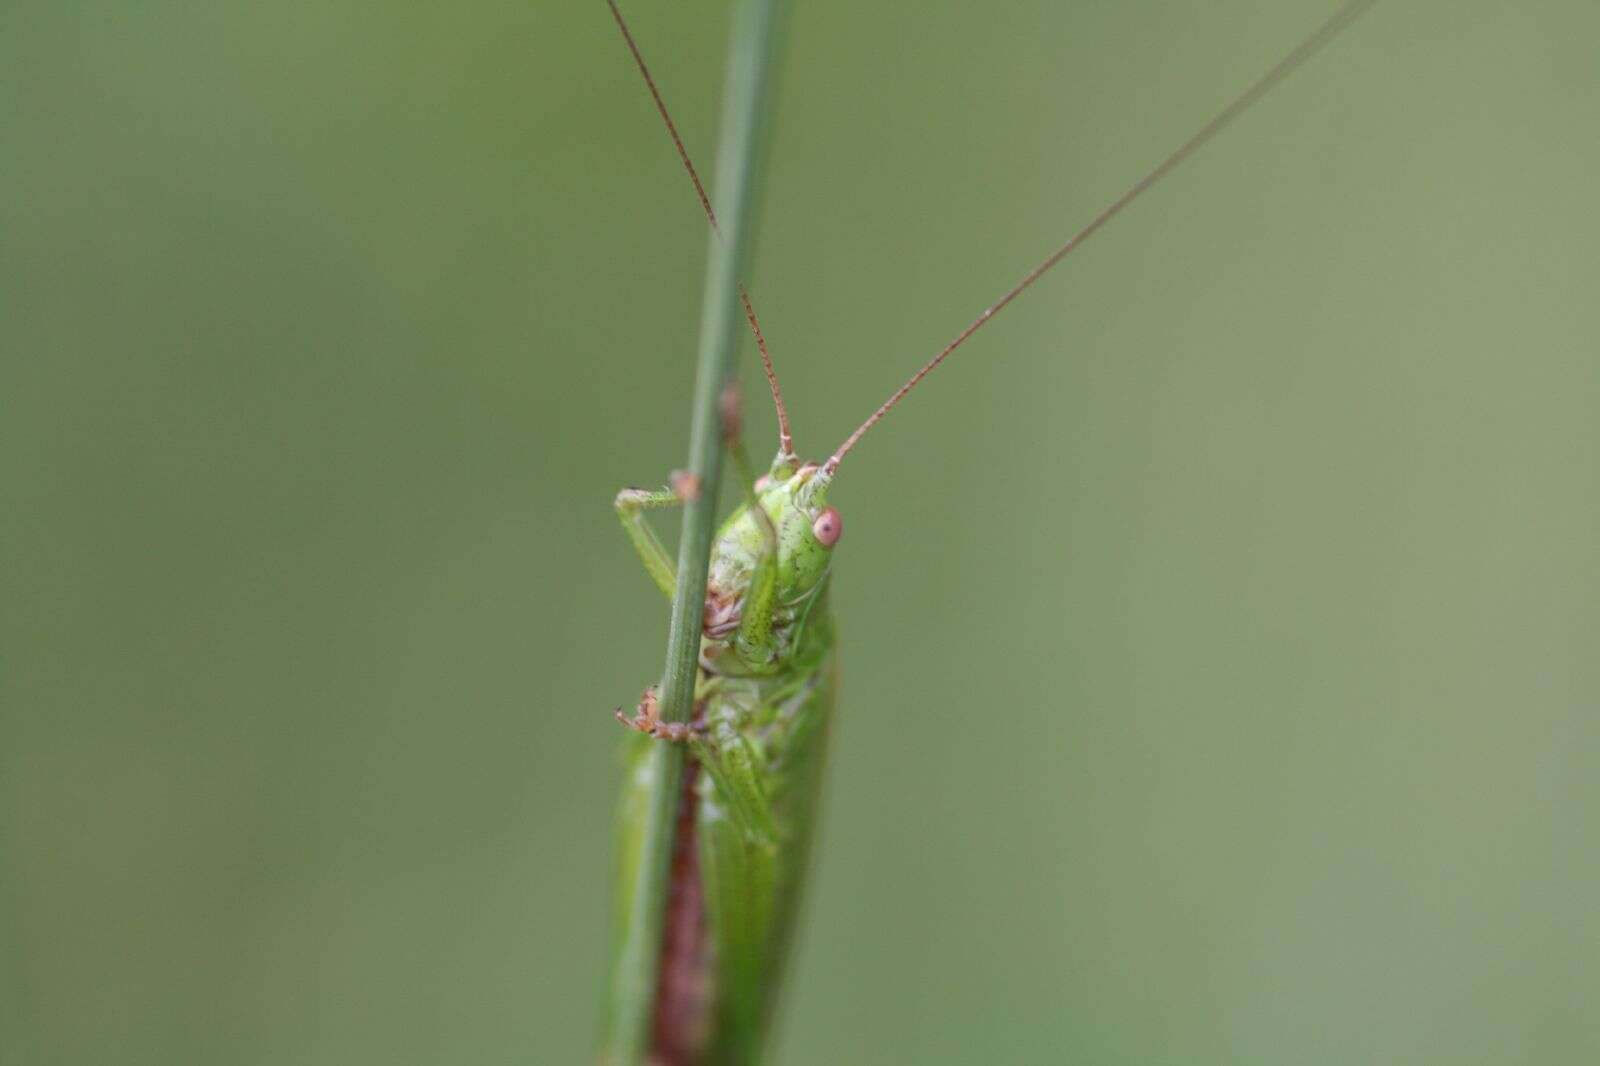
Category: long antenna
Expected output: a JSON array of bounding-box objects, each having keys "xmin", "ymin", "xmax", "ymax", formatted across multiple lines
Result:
[
  {"xmin": 605, "ymin": 0, "xmax": 796, "ymax": 459},
  {"xmin": 824, "ymin": 0, "xmax": 1378, "ymax": 476}
]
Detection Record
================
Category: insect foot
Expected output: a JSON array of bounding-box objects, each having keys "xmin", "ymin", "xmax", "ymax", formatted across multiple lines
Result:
[
  {"xmin": 614, "ymin": 686, "xmax": 704, "ymax": 743},
  {"xmin": 669, "ymin": 470, "xmax": 701, "ymax": 502}
]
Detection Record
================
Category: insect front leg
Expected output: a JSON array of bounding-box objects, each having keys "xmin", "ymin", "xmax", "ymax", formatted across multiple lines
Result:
[
  {"xmin": 612, "ymin": 472, "xmax": 700, "ymax": 599},
  {"xmin": 716, "ymin": 382, "xmax": 783, "ymax": 667}
]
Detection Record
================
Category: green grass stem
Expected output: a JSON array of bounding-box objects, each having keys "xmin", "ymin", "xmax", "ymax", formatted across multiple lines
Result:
[{"xmin": 606, "ymin": 2, "xmax": 786, "ymax": 1061}]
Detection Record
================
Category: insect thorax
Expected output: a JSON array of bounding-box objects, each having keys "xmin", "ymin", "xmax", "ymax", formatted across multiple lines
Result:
[{"xmin": 698, "ymin": 463, "xmax": 836, "ymax": 677}]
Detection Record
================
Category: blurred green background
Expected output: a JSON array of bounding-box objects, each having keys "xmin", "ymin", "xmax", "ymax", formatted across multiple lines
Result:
[{"xmin": 5, "ymin": 2, "xmax": 1597, "ymax": 1063}]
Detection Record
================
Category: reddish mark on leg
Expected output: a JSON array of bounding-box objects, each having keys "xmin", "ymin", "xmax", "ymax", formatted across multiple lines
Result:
[
  {"xmin": 669, "ymin": 470, "xmax": 701, "ymax": 502},
  {"xmin": 615, "ymin": 687, "xmax": 704, "ymax": 743}
]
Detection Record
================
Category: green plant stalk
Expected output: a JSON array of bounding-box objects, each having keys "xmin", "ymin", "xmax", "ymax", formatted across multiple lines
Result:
[{"xmin": 606, "ymin": 1, "xmax": 785, "ymax": 1061}]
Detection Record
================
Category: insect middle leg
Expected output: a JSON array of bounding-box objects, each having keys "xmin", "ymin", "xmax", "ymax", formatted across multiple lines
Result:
[
  {"xmin": 614, "ymin": 685, "xmax": 704, "ymax": 742},
  {"xmin": 615, "ymin": 685, "xmax": 779, "ymax": 849}
]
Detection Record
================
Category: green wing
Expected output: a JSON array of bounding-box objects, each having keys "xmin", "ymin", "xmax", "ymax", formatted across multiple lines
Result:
[{"xmin": 699, "ymin": 641, "xmax": 838, "ymax": 1064}]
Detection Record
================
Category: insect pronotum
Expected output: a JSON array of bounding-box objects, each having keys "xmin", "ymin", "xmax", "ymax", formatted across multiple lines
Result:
[{"xmin": 602, "ymin": 2, "xmax": 1378, "ymax": 1062}]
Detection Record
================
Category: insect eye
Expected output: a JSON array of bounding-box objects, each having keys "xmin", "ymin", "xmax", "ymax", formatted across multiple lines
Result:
[{"xmin": 811, "ymin": 507, "xmax": 842, "ymax": 548}]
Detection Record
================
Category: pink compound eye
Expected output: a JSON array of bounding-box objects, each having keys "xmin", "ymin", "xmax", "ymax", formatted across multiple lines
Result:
[{"xmin": 811, "ymin": 507, "xmax": 842, "ymax": 548}]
